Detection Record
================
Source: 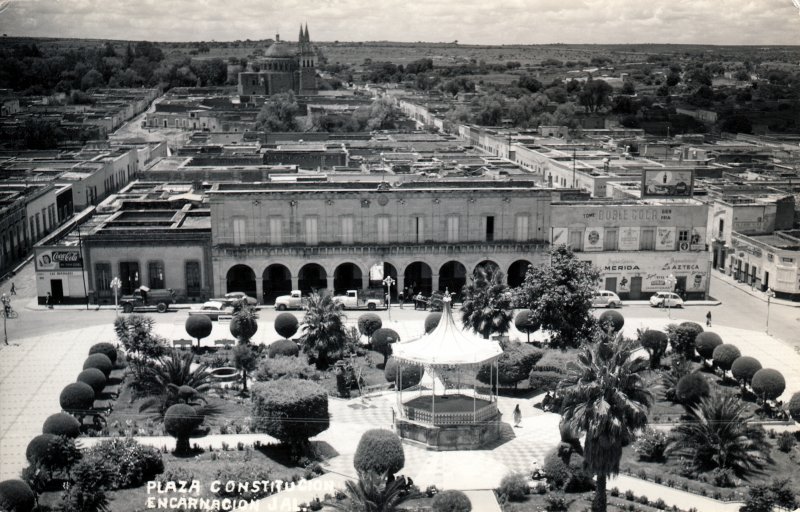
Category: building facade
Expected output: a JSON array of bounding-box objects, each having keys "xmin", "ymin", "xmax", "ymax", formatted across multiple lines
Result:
[
  {"xmin": 728, "ymin": 231, "xmax": 800, "ymax": 300},
  {"xmin": 238, "ymin": 26, "xmax": 318, "ymax": 97}
]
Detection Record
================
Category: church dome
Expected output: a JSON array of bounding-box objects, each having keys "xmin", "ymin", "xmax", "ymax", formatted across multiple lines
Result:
[{"xmin": 265, "ymin": 42, "xmax": 296, "ymax": 58}]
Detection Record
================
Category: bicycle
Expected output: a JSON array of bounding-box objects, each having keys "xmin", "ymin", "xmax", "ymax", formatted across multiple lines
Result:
[{"xmin": 1, "ymin": 307, "xmax": 18, "ymax": 319}]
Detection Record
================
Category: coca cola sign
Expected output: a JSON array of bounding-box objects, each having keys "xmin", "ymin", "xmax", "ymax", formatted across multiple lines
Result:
[
  {"xmin": 52, "ymin": 251, "xmax": 80, "ymax": 263},
  {"xmin": 37, "ymin": 249, "xmax": 82, "ymax": 270}
]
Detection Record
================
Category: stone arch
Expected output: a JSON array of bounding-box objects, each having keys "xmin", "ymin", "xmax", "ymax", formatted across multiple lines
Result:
[
  {"xmin": 508, "ymin": 260, "xmax": 532, "ymax": 288},
  {"xmin": 226, "ymin": 264, "xmax": 257, "ymax": 298},
  {"xmin": 333, "ymin": 262, "xmax": 364, "ymax": 295},
  {"xmin": 404, "ymin": 261, "xmax": 433, "ymax": 296},
  {"xmin": 298, "ymin": 263, "xmax": 327, "ymax": 294},
  {"xmin": 474, "ymin": 259, "xmax": 500, "ymax": 276},
  {"xmin": 262, "ymin": 264, "xmax": 292, "ymax": 305},
  {"xmin": 439, "ymin": 260, "xmax": 467, "ymax": 299}
]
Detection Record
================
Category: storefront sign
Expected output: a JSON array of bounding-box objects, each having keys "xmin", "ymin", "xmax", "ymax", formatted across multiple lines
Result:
[
  {"xmin": 656, "ymin": 227, "xmax": 676, "ymax": 251},
  {"xmin": 551, "ymin": 227, "xmax": 568, "ymax": 245},
  {"xmin": 583, "ymin": 228, "xmax": 603, "ymax": 252},
  {"xmin": 732, "ymin": 239, "xmax": 762, "ymax": 257},
  {"xmin": 641, "ymin": 169, "xmax": 694, "ymax": 197},
  {"xmin": 618, "ymin": 227, "xmax": 640, "ymax": 251},
  {"xmin": 595, "ymin": 208, "xmax": 673, "ymax": 222},
  {"xmin": 690, "ymin": 227, "xmax": 705, "ymax": 250},
  {"xmin": 36, "ymin": 249, "xmax": 82, "ymax": 270}
]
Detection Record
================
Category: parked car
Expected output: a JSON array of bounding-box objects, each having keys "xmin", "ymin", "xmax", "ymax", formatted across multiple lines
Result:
[
  {"xmin": 275, "ymin": 290, "xmax": 308, "ymax": 311},
  {"xmin": 649, "ymin": 292, "xmax": 684, "ymax": 308},
  {"xmin": 332, "ymin": 289, "xmax": 385, "ymax": 310},
  {"xmin": 120, "ymin": 287, "xmax": 175, "ymax": 313},
  {"xmin": 188, "ymin": 301, "xmax": 234, "ymax": 321},
  {"xmin": 224, "ymin": 292, "xmax": 258, "ymax": 306},
  {"xmin": 591, "ymin": 290, "xmax": 622, "ymax": 308}
]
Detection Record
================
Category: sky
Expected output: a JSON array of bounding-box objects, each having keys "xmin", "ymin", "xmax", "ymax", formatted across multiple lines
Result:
[{"xmin": 0, "ymin": 0, "xmax": 799, "ymax": 45}]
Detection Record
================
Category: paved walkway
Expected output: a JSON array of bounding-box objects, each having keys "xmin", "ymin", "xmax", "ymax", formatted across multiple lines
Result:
[
  {"xmin": 713, "ymin": 271, "xmax": 800, "ymax": 308},
  {"xmin": 608, "ymin": 474, "xmax": 744, "ymax": 512}
]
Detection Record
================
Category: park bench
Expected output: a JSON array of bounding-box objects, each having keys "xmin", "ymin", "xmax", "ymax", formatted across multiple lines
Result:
[
  {"xmin": 173, "ymin": 339, "xmax": 193, "ymax": 349},
  {"xmin": 214, "ymin": 339, "xmax": 235, "ymax": 348}
]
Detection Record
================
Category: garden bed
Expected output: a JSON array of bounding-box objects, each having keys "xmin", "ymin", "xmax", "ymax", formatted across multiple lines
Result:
[{"xmin": 316, "ymin": 350, "xmax": 388, "ymax": 397}]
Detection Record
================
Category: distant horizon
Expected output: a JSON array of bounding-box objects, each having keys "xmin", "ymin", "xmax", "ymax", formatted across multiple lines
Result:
[{"xmin": 0, "ymin": 0, "xmax": 798, "ymax": 46}]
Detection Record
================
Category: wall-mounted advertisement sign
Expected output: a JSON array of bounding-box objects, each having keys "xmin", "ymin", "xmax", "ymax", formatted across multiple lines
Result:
[
  {"xmin": 35, "ymin": 248, "xmax": 83, "ymax": 270},
  {"xmin": 551, "ymin": 227, "xmax": 568, "ymax": 245},
  {"xmin": 583, "ymin": 228, "xmax": 604, "ymax": 252},
  {"xmin": 618, "ymin": 227, "xmax": 640, "ymax": 251},
  {"xmin": 656, "ymin": 227, "xmax": 676, "ymax": 251},
  {"xmin": 690, "ymin": 227, "xmax": 705, "ymax": 250},
  {"xmin": 641, "ymin": 169, "xmax": 694, "ymax": 198}
]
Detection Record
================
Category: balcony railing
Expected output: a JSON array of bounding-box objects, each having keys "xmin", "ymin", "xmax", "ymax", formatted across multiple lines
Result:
[{"xmin": 214, "ymin": 241, "xmax": 548, "ymax": 258}]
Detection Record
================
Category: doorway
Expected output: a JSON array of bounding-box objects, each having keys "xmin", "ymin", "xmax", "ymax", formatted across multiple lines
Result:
[
  {"xmin": 629, "ymin": 276, "xmax": 642, "ymax": 299},
  {"xmin": 604, "ymin": 277, "xmax": 617, "ymax": 293},
  {"xmin": 50, "ymin": 279, "xmax": 64, "ymax": 303}
]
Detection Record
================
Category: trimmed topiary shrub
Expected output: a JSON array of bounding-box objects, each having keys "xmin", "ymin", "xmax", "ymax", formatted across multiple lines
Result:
[
  {"xmin": 268, "ymin": 338, "xmax": 300, "ymax": 358},
  {"xmin": 676, "ymin": 373, "xmax": 710, "ymax": 406},
  {"xmin": 164, "ymin": 404, "xmax": 203, "ymax": 455},
  {"xmin": 43, "ymin": 413, "xmax": 81, "ymax": 439},
  {"xmin": 528, "ymin": 368, "xmax": 563, "ymax": 392},
  {"xmin": 274, "ymin": 313, "xmax": 299, "ymax": 339},
  {"xmin": 712, "ymin": 344, "xmax": 741, "ymax": 372},
  {"xmin": 25, "ymin": 434, "xmax": 58, "ymax": 465},
  {"xmin": 752, "ymin": 369, "xmax": 786, "ymax": 401},
  {"xmin": 639, "ymin": 330, "xmax": 668, "ymax": 369},
  {"xmin": 82, "ymin": 353, "xmax": 113, "ymax": 377},
  {"xmin": 514, "ymin": 309, "xmax": 538, "ymax": 343},
  {"xmin": 668, "ymin": 322, "xmax": 704, "ymax": 359},
  {"xmin": 633, "ymin": 428, "xmax": 668, "ymax": 462},
  {"xmin": 255, "ymin": 355, "xmax": 319, "ymax": 381},
  {"xmin": 88, "ymin": 342, "xmax": 118, "ymax": 365},
  {"xmin": 695, "ymin": 332, "xmax": 723, "ymax": 360},
  {"xmin": 77, "ymin": 368, "xmax": 107, "ymax": 394},
  {"xmin": 498, "ymin": 472, "xmax": 528, "ymax": 502},
  {"xmin": 731, "ymin": 356, "xmax": 762, "ymax": 386},
  {"xmin": 788, "ymin": 392, "xmax": 800, "ymax": 422},
  {"xmin": 384, "ymin": 358, "xmax": 423, "ymax": 389},
  {"xmin": 425, "ymin": 312, "xmax": 442, "ymax": 333},
  {"xmin": 371, "ymin": 328, "xmax": 399, "ymax": 365},
  {"xmin": 84, "ymin": 438, "xmax": 163, "ymax": 490},
  {"xmin": 230, "ymin": 307, "xmax": 259, "ymax": 343},
  {"xmin": 478, "ymin": 343, "xmax": 543, "ymax": 389},
  {"xmin": 185, "ymin": 315, "xmax": 213, "ymax": 347},
  {"xmin": 59, "ymin": 382, "xmax": 95, "ymax": 411},
  {"xmin": 598, "ymin": 310, "xmax": 625, "ymax": 333},
  {"xmin": 432, "ymin": 489, "xmax": 472, "ymax": 512},
  {"xmin": 354, "ymin": 429, "xmax": 405, "ymax": 477},
  {"xmin": 357, "ymin": 313, "xmax": 382, "ymax": 340},
  {"xmin": 0, "ymin": 479, "xmax": 36, "ymax": 512},
  {"xmin": 251, "ymin": 379, "xmax": 329, "ymax": 451},
  {"xmin": 542, "ymin": 450, "xmax": 593, "ymax": 492}
]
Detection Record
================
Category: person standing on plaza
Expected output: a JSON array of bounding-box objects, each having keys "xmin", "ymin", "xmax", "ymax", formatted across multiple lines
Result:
[
  {"xmin": 45, "ymin": 292, "xmax": 53, "ymax": 309},
  {"xmin": 513, "ymin": 404, "xmax": 522, "ymax": 427},
  {"xmin": 706, "ymin": 311, "xmax": 712, "ymax": 327},
  {"xmin": 10, "ymin": 282, "xmax": 16, "ymax": 295}
]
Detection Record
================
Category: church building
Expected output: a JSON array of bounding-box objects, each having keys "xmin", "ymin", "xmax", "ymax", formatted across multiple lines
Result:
[{"xmin": 238, "ymin": 24, "xmax": 318, "ymax": 97}]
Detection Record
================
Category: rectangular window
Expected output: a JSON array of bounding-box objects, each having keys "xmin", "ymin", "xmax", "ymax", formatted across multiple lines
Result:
[
  {"xmin": 185, "ymin": 261, "xmax": 201, "ymax": 296},
  {"xmin": 782, "ymin": 257, "xmax": 795, "ymax": 263},
  {"xmin": 269, "ymin": 218, "xmax": 282, "ymax": 245},
  {"xmin": 485, "ymin": 216, "xmax": 495, "ymax": 242},
  {"xmin": 678, "ymin": 229, "xmax": 689, "ymax": 242},
  {"xmin": 414, "ymin": 216, "xmax": 424, "ymax": 243},
  {"xmin": 568, "ymin": 230, "xmax": 583, "ymax": 251},
  {"xmin": 95, "ymin": 262, "xmax": 112, "ymax": 298},
  {"xmin": 305, "ymin": 216, "xmax": 318, "ymax": 245},
  {"xmin": 604, "ymin": 229, "xmax": 618, "ymax": 251},
  {"xmin": 446, "ymin": 216, "xmax": 459, "ymax": 243},
  {"xmin": 341, "ymin": 216, "xmax": 354, "ymax": 245},
  {"xmin": 718, "ymin": 219, "xmax": 724, "ymax": 238},
  {"xmin": 148, "ymin": 261, "xmax": 165, "ymax": 289},
  {"xmin": 377, "ymin": 217, "xmax": 389, "ymax": 244},
  {"xmin": 29, "ymin": 218, "xmax": 35, "ymax": 242},
  {"xmin": 232, "ymin": 217, "xmax": 246, "ymax": 245},
  {"xmin": 35, "ymin": 213, "xmax": 41, "ymax": 239},
  {"xmin": 515, "ymin": 215, "xmax": 529, "ymax": 242},
  {"xmin": 641, "ymin": 228, "xmax": 656, "ymax": 250}
]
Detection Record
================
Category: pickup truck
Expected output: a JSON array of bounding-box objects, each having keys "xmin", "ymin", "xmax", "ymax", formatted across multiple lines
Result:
[
  {"xmin": 332, "ymin": 290, "xmax": 385, "ymax": 310},
  {"xmin": 120, "ymin": 288, "xmax": 176, "ymax": 313},
  {"xmin": 274, "ymin": 290, "xmax": 308, "ymax": 311}
]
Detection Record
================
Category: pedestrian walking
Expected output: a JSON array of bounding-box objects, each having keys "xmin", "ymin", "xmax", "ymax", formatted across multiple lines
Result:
[
  {"xmin": 9, "ymin": 282, "xmax": 16, "ymax": 295},
  {"xmin": 513, "ymin": 404, "xmax": 522, "ymax": 427},
  {"xmin": 706, "ymin": 311, "xmax": 712, "ymax": 327},
  {"xmin": 46, "ymin": 292, "xmax": 53, "ymax": 309}
]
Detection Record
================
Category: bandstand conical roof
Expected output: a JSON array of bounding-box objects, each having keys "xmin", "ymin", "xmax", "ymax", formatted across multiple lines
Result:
[{"xmin": 392, "ymin": 295, "xmax": 503, "ymax": 367}]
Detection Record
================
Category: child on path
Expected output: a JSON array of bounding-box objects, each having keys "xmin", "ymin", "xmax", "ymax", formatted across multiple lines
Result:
[
  {"xmin": 706, "ymin": 311, "xmax": 712, "ymax": 327},
  {"xmin": 513, "ymin": 404, "xmax": 522, "ymax": 427}
]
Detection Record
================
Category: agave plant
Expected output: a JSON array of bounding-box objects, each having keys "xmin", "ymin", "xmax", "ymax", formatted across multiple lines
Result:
[
  {"xmin": 137, "ymin": 350, "xmax": 218, "ymax": 417},
  {"xmin": 328, "ymin": 471, "xmax": 409, "ymax": 512}
]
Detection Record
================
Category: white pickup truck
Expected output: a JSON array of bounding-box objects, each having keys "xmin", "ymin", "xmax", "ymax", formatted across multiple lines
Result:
[
  {"xmin": 274, "ymin": 290, "xmax": 308, "ymax": 311},
  {"xmin": 332, "ymin": 290, "xmax": 385, "ymax": 310}
]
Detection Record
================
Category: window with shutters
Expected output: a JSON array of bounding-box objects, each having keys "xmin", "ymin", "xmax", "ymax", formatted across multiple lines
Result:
[
  {"xmin": 641, "ymin": 228, "xmax": 655, "ymax": 250},
  {"xmin": 269, "ymin": 218, "xmax": 282, "ymax": 245},
  {"xmin": 95, "ymin": 262, "xmax": 112, "ymax": 298},
  {"xmin": 485, "ymin": 216, "xmax": 495, "ymax": 241},
  {"xmin": 341, "ymin": 216, "xmax": 354, "ymax": 245},
  {"xmin": 232, "ymin": 217, "xmax": 246, "ymax": 245},
  {"xmin": 515, "ymin": 215, "xmax": 529, "ymax": 242},
  {"xmin": 414, "ymin": 216, "xmax": 424, "ymax": 243},
  {"xmin": 185, "ymin": 261, "xmax": 201, "ymax": 296},
  {"xmin": 148, "ymin": 261, "xmax": 165, "ymax": 289},
  {"xmin": 604, "ymin": 229, "xmax": 618, "ymax": 251},
  {"xmin": 446, "ymin": 216, "xmax": 459, "ymax": 243},
  {"xmin": 568, "ymin": 230, "xmax": 583, "ymax": 251},
  {"xmin": 305, "ymin": 216, "xmax": 318, "ymax": 245},
  {"xmin": 376, "ymin": 216, "xmax": 389, "ymax": 244}
]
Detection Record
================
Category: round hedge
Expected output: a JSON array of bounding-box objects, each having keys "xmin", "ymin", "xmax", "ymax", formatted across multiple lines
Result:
[
  {"xmin": 432, "ymin": 489, "xmax": 472, "ymax": 512},
  {"xmin": 230, "ymin": 311, "xmax": 259, "ymax": 342},
  {"xmin": 676, "ymin": 373, "xmax": 710, "ymax": 405},
  {"xmin": 251, "ymin": 379, "xmax": 329, "ymax": 449},
  {"xmin": 185, "ymin": 315, "xmax": 212, "ymax": 343},
  {"xmin": 384, "ymin": 358, "xmax": 423, "ymax": 389},
  {"xmin": 640, "ymin": 330, "xmax": 668, "ymax": 351},
  {"xmin": 274, "ymin": 313, "xmax": 299, "ymax": 339},
  {"xmin": 43, "ymin": 413, "xmax": 82, "ymax": 438},
  {"xmin": 26, "ymin": 434, "xmax": 58, "ymax": 464},
  {"xmin": 712, "ymin": 344, "xmax": 741, "ymax": 371},
  {"xmin": 731, "ymin": 356, "xmax": 762, "ymax": 385},
  {"xmin": 357, "ymin": 313, "xmax": 382, "ymax": 339},
  {"xmin": 83, "ymin": 353, "xmax": 113, "ymax": 377},
  {"xmin": 695, "ymin": 332, "xmax": 723, "ymax": 360},
  {"xmin": 268, "ymin": 338, "xmax": 300, "ymax": 358},
  {"xmin": 425, "ymin": 312, "xmax": 442, "ymax": 334},
  {"xmin": 751, "ymin": 368, "xmax": 786, "ymax": 401},
  {"xmin": 88, "ymin": 342, "xmax": 118, "ymax": 364},
  {"xmin": 372, "ymin": 328, "xmax": 399, "ymax": 360},
  {"xmin": 354, "ymin": 429, "xmax": 405, "ymax": 477},
  {"xmin": 514, "ymin": 309, "xmax": 538, "ymax": 337},
  {"xmin": 164, "ymin": 404, "xmax": 203, "ymax": 454},
  {"xmin": 788, "ymin": 392, "xmax": 800, "ymax": 422},
  {"xmin": 77, "ymin": 368, "xmax": 107, "ymax": 394},
  {"xmin": 60, "ymin": 382, "xmax": 95, "ymax": 411},
  {"xmin": 598, "ymin": 310, "xmax": 625, "ymax": 333},
  {"xmin": 0, "ymin": 479, "xmax": 36, "ymax": 512}
]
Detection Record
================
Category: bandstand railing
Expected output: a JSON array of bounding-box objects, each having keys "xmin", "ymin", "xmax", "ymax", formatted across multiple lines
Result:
[{"xmin": 401, "ymin": 401, "xmax": 497, "ymax": 426}]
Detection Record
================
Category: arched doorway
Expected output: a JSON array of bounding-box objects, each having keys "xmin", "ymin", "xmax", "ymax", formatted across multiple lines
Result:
[
  {"xmin": 263, "ymin": 264, "xmax": 291, "ymax": 305},
  {"xmin": 439, "ymin": 261, "xmax": 467, "ymax": 299},
  {"xmin": 226, "ymin": 264, "xmax": 257, "ymax": 298},
  {"xmin": 298, "ymin": 263, "xmax": 327, "ymax": 295},
  {"xmin": 474, "ymin": 260, "xmax": 500, "ymax": 276},
  {"xmin": 334, "ymin": 263, "xmax": 363, "ymax": 295},
  {"xmin": 507, "ymin": 260, "xmax": 532, "ymax": 288},
  {"xmin": 404, "ymin": 262, "xmax": 433, "ymax": 296}
]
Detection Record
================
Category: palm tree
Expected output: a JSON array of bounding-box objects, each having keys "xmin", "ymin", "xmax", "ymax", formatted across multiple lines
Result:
[
  {"xmin": 137, "ymin": 350, "xmax": 217, "ymax": 415},
  {"xmin": 559, "ymin": 334, "xmax": 654, "ymax": 512},
  {"xmin": 302, "ymin": 293, "xmax": 347, "ymax": 369},
  {"xmin": 666, "ymin": 391, "xmax": 769, "ymax": 476},
  {"xmin": 329, "ymin": 471, "xmax": 409, "ymax": 512},
  {"xmin": 460, "ymin": 267, "xmax": 513, "ymax": 339}
]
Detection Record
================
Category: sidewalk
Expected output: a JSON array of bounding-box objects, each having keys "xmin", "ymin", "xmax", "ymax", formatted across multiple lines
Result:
[
  {"xmin": 712, "ymin": 271, "xmax": 800, "ymax": 308},
  {"xmin": 609, "ymin": 474, "xmax": 743, "ymax": 512}
]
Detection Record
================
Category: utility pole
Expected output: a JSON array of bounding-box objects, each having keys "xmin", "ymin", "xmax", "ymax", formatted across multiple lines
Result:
[
  {"xmin": 572, "ymin": 148, "xmax": 577, "ymax": 188},
  {"xmin": 77, "ymin": 226, "xmax": 89, "ymax": 310}
]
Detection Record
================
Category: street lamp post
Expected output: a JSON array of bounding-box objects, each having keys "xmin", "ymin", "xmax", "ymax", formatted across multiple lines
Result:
[
  {"xmin": 110, "ymin": 277, "xmax": 122, "ymax": 316},
  {"xmin": 382, "ymin": 275, "xmax": 395, "ymax": 320},
  {"xmin": 766, "ymin": 287, "xmax": 775, "ymax": 335},
  {"xmin": 666, "ymin": 274, "xmax": 677, "ymax": 319},
  {"xmin": 1, "ymin": 294, "xmax": 10, "ymax": 345}
]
